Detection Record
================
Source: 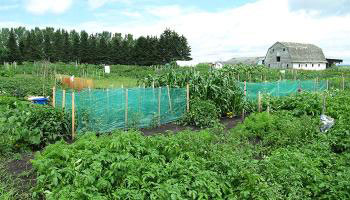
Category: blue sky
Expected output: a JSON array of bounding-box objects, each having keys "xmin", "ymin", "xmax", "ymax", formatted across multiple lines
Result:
[{"xmin": 1, "ymin": 0, "xmax": 350, "ymax": 63}]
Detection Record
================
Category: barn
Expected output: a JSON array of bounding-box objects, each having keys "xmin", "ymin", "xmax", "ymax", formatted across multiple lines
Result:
[{"xmin": 264, "ymin": 42, "xmax": 328, "ymax": 70}]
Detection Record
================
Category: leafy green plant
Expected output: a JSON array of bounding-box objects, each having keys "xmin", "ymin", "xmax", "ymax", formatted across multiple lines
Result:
[
  {"xmin": 0, "ymin": 96, "xmax": 70, "ymax": 153},
  {"xmin": 181, "ymin": 98, "xmax": 220, "ymax": 128}
]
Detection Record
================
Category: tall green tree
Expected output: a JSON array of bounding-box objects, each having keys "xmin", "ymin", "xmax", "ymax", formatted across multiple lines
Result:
[
  {"xmin": 71, "ymin": 31, "xmax": 80, "ymax": 63},
  {"xmin": 62, "ymin": 31, "xmax": 72, "ymax": 63},
  {"xmin": 6, "ymin": 29, "xmax": 21, "ymax": 63},
  {"xmin": 80, "ymin": 31, "xmax": 89, "ymax": 63}
]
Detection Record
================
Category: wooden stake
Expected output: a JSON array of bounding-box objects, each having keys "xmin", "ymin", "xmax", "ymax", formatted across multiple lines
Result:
[
  {"xmin": 125, "ymin": 89, "xmax": 128, "ymax": 130},
  {"xmin": 342, "ymin": 74, "xmax": 345, "ymax": 90},
  {"xmin": 62, "ymin": 90, "xmax": 66, "ymax": 109},
  {"xmin": 186, "ymin": 83, "xmax": 190, "ymax": 112},
  {"xmin": 237, "ymin": 74, "xmax": 240, "ymax": 82},
  {"xmin": 167, "ymin": 85, "xmax": 172, "ymax": 112},
  {"xmin": 72, "ymin": 92, "xmax": 75, "ymax": 140},
  {"xmin": 52, "ymin": 87, "xmax": 56, "ymax": 107},
  {"xmin": 244, "ymin": 81, "xmax": 247, "ymax": 96},
  {"xmin": 242, "ymin": 81, "xmax": 247, "ymax": 121},
  {"xmin": 258, "ymin": 91, "xmax": 262, "ymax": 112},
  {"xmin": 158, "ymin": 87, "xmax": 161, "ymax": 126},
  {"xmin": 326, "ymin": 79, "xmax": 329, "ymax": 90},
  {"xmin": 322, "ymin": 94, "xmax": 326, "ymax": 114}
]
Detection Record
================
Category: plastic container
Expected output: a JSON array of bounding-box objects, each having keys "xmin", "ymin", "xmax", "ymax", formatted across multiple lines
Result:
[{"xmin": 30, "ymin": 97, "xmax": 49, "ymax": 105}]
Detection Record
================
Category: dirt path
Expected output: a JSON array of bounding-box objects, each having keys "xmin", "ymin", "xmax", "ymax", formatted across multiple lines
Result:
[{"xmin": 141, "ymin": 117, "xmax": 242, "ymax": 136}]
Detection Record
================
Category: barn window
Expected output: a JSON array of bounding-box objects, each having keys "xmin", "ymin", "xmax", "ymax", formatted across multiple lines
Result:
[
  {"xmin": 306, "ymin": 64, "xmax": 308, "ymax": 67},
  {"xmin": 312, "ymin": 64, "xmax": 314, "ymax": 67},
  {"xmin": 299, "ymin": 64, "xmax": 301, "ymax": 68},
  {"xmin": 272, "ymin": 49, "xmax": 274, "ymax": 52},
  {"xmin": 283, "ymin": 48, "xmax": 286, "ymax": 51},
  {"xmin": 287, "ymin": 64, "xmax": 289, "ymax": 68},
  {"xmin": 276, "ymin": 56, "xmax": 281, "ymax": 62}
]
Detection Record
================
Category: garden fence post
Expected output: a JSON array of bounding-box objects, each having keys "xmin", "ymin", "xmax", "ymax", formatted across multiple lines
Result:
[
  {"xmin": 326, "ymin": 79, "xmax": 329, "ymax": 90},
  {"xmin": 237, "ymin": 73, "xmax": 240, "ymax": 82},
  {"xmin": 242, "ymin": 81, "xmax": 247, "ymax": 121},
  {"xmin": 167, "ymin": 85, "xmax": 172, "ymax": 112},
  {"xmin": 186, "ymin": 83, "xmax": 190, "ymax": 112},
  {"xmin": 125, "ymin": 89, "xmax": 128, "ymax": 130},
  {"xmin": 158, "ymin": 87, "xmax": 161, "ymax": 126},
  {"xmin": 52, "ymin": 87, "xmax": 56, "ymax": 108},
  {"xmin": 323, "ymin": 94, "xmax": 326, "ymax": 114},
  {"xmin": 72, "ymin": 91, "xmax": 75, "ymax": 140},
  {"xmin": 62, "ymin": 90, "xmax": 66, "ymax": 109},
  {"xmin": 258, "ymin": 91, "xmax": 262, "ymax": 112},
  {"xmin": 342, "ymin": 74, "xmax": 345, "ymax": 91}
]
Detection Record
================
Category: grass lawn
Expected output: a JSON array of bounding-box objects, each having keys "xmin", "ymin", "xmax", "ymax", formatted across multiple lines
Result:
[{"xmin": 93, "ymin": 76, "xmax": 139, "ymax": 88}]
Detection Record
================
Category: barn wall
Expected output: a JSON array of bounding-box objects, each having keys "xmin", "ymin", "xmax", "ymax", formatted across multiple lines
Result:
[
  {"xmin": 292, "ymin": 63, "xmax": 327, "ymax": 70},
  {"xmin": 264, "ymin": 43, "xmax": 292, "ymax": 69}
]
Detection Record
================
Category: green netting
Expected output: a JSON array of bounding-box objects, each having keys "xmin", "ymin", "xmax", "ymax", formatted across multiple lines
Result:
[
  {"xmin": 55, "ymin": 87, "xmax": 187, "ymax": 133},
  {"xmin": 239, "ymin": 80, "xmax": 327, "ymax": 100}
]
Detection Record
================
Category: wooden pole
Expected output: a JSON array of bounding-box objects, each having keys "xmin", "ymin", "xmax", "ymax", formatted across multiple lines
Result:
[
  {"xmin": 62, "ymin": 90, "xmax": 66, "ymax": 109},
  {"xmin": 237, "ymin": 74, "xmax": 240, "ymax": 82},
  {"xmin": 125, "ymin": 89, "xmax": 128, "ymax": 130},
  {"xmin": 158, "ymin": 87, "xmax": 161, "ymax": 126},
  {"xmin": 186, "ymin": 83, "xmax": 190, "ymax": 112},
  {"xmin": 167, "ymin": 85, "xmax": 172, "ymax": 112},
  {"xmin": 242, "ymin": 81, "xmax": 247, "ymax": 121},
  {"xmin": 258, "ymin": 91, "xmax": 262, "ymax": 112},
  {"xmin": 72, "ymin": 92, "xmax": 75, "ymax": 140},
  {"xmin": 342, "ymin": 74, "xmax": 345, "ymax": 91},
  {"xmin": 322, "ymin": 94, "xmax": 326, "ymax": 114},
  {"xmin": 326, "ymin": 79, "xmax": 329, "ymax": 90},
  {"xmin": 52, "ymin": 87, "xmax": 56, "ymax": 107}
]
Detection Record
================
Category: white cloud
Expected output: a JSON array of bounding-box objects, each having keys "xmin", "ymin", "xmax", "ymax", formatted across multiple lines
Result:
[
  {"xmin": 0, "ymin": 4, "xmax": 19, "ymax": 11},
  {"xmin": 87, "ymin": 0, "xmax": 130, "ymax": 9},
  {"xmin": 26, "ymin": 0, "xmax": 73, "ymax": 14},
  {"xmin": 121, "ymin": 11, "xmax": 141, "ymax": 17},
  {"xmin": 288, "ymin": 0, "xmax": 350, "ymax": 16}
]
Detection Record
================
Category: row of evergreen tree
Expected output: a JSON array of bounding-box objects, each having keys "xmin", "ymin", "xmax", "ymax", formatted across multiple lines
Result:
[{"xmin": 0, "ymin": 27, "xmax": 192, "ymax": 66}]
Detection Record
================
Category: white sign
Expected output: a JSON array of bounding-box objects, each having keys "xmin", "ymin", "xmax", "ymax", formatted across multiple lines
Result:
[{"xmin": 104, "ymin": 65, "xmax": 110, "ymax": 74}]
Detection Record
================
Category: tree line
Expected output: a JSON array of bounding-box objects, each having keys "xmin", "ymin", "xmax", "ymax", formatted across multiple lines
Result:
[{"xmin": 0, "ymin": 27, "xmax": 192, "ymax": 66}]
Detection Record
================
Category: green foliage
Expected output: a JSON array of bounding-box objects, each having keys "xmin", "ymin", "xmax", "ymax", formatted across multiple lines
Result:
[
  {"xmin": 181, "ymin": 98, "xmax": 220, "ymax": 128},
  {"xmin": 0, "ymin": 96, "xmax": 70, "ymax": 154},
  {"xmin": 0, "ymin": 76, "xmax": 53, "ymax": 98},
  {"xmin": 264, "ymin": 92, "xmax": 323, "ymax": 117},
  {"xmin": 1, "ymin": 27, "xmax": 191, "ymax": 66},
  {"xmin": 232, "ymin": 112, "xmax": 319, "ymax": 154}
]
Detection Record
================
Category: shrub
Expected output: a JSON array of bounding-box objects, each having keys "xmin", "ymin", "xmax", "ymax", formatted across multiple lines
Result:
[
  {"xmin": 231, "ymin": 112, "xmax": 319, "ymax": 154},
  {"xmin": 0, "ymin": 97, "xmax": 70, "ymax": 153},
  {"xmin": 181, "ymin": 98, "xmax": 220, "ymax": 128}
]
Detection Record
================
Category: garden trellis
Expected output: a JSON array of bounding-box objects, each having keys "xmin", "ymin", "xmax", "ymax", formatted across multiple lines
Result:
[{"xmin": 54, "ymin": 87, "xmax": 188, "ymax": 134}]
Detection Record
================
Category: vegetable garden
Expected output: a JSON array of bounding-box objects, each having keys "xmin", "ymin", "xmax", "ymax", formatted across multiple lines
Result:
[{"xmin": 1, "ymin": 62, "xmax": 350, "ymax": 199}]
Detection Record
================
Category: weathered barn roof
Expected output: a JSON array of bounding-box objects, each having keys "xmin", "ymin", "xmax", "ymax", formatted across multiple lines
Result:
[
  {"xmin": 224, "ymin": 57, "xmax": 264, "ymax": 65},
  {"xmin": 277, "ymin": 42, "xmax": 327, "ymax": 63}
]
